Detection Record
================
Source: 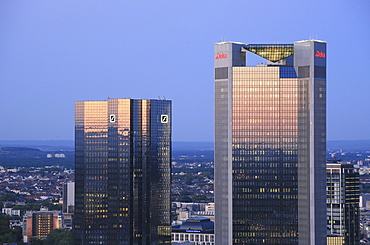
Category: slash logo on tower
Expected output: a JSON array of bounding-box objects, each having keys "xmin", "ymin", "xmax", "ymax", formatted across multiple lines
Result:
[
  {"xmin": 161, "ymin": 115, "xmax": 168, "ymax": 124},
  {"xmin": 215, "ymin": 53, "xmax": 227, "ymax": 59},
  {"xmin": 314, "ymin": 51, "xmax": 326, "ymax": 58}
]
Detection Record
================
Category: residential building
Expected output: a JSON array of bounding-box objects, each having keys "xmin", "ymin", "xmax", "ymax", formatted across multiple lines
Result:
[
  {"xmin": 2, "ymin": 207, "xmax": 21, "ymax": 216},
  {"xmin": 214, "ymin": 40, "xmax": 327, "ymax": 244},
  {"xmin": 22, "ymin": 207, "xmax": 62, "ymax": 243},
  {"xmin": 74, "ymin": 98, "xmax": 172, "ymax": 244}
]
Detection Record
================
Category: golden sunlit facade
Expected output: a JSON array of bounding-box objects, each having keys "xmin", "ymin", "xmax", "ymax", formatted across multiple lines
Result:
[
  {"xmin": 232, "ymin": 66, "xmax": 299, "ymax": 244},
  {"xmin": 74, "ymin": 99, "xmax": 171, "ymax": 245}
]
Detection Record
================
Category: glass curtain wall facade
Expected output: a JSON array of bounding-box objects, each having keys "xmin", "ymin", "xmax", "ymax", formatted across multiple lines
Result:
[
  {"xmin": 327, "ymin": 161, "xmax": 360, "ymax": 245},
  {"xmin": 74, "ymin": 99, "xmax": 171, "ymax": 245},
  {"xmin": 214, "ymin": 40, "xmax": 327, "ymax": 245},
  {"xmin": 232, "ymin": 66, "xmax": 299, "ymax": 244}
]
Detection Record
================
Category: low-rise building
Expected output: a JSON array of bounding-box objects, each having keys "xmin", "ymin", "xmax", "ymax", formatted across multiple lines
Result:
[
  {"xmin": 2, "ymin": 208, "xmax": 21, "ymax": 216},
  {"xmin": 172, "ymin": 216, "xmax": 214, "ymax": 245}
]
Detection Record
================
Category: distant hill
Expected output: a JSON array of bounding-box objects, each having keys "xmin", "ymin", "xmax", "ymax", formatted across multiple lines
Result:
[
  {"xmin": 0, "ymin": 140, "xmax": 214, "ymax": 151},
  {"xmin": 0, "ymin": 140, "xmax": 215, "ymax": 151},
  {"xmin": 327, "ymin": 139, "xmax": 370, "ymax": 151},
  {"xmin": 0, "ymin": 144, "xmax": 74, "ymax": 168},
  {"xmin": 0, "ymin": 140, "xmax": 74, "ymax": 151},
  {"xmin": 1, "ymin": 147, "xmax": 41, "ymax": 152}
]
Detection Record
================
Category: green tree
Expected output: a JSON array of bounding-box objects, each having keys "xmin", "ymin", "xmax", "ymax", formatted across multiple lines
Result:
[
  {"xmin": 42, "ymin": 229, "xmax": 73, "ymax": 245},
  {"xmin": 171, "ymin": 211, "xmax": 178, "ymax": 221},
  {"xmin": 12, "ymin": 199, "xmax": 62, "ymax": 216},
  {"xmin": 179, "ymin": 190, "xmax": 191, "ymax": 196},
  {"xmin": 192, "ymin": 194, "xmax": 209, "ymax": 202},
  {"xmin": 0, "ymin": 192, "xmax": 19, "ymax": 202},
  {"xmin": 30, "ymin": 237, "xmax": 43, "ymax": 245},
  {"xmin": 0, "ymin": 214, "xmax": 24, "ymax": 244},
  {"xmin": 12, "ymin": 226, "xmax": 23, "ymax": 243},
  {"xmin": 179, "ymin": 196, "xmax": 192, "ymax": 202}
]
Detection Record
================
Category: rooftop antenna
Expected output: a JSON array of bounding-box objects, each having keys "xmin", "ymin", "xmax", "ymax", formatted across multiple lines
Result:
[{"xmin": 163, "ymin": 96, "xmax": 166, "ymax": 100}]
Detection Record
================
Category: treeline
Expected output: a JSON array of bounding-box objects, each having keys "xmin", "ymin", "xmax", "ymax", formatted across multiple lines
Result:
[
  {"xmin": 172, "ymin": 193, "xmax": 212, "ymax": 203},
  {"xmin": 30, "ymin": 229, "xmax": 73, "ymax": 245},
  {"xmin": 0, "ymin": 193, "xmax": 62, "ymax": 216}
]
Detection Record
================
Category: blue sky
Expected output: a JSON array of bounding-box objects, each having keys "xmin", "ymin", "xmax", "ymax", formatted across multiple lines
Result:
[{"xmin": 0, "ymin": 0, "xmax": 369, "ymax": 142}]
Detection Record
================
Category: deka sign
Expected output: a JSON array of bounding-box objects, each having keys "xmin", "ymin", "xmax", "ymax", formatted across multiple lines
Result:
[
  {"xmin": 314, "ymin": 51, "xmax": 326, "ymax": 58},
  {"xmin": 215, "ymin": 53, "xmax": 227, "ymax": 59}
]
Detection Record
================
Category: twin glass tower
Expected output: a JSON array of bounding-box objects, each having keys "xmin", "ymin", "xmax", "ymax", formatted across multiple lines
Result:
[
  {"xmin": 214, "ymin": 40, "xmax": 327, "ymax": 245},
  {"xmin": 74, "ymin": 99, "xmax": 171, "ymax": 244}
]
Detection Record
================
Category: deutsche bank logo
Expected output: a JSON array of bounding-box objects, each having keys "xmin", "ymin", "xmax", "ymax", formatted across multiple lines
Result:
[
  {"xmin": 161, "ymin": 115, "xmax": 168, "ymax": 124},
  {"xmin": 110, "ymin": 114, "xmax": 116, "ymax": 123}
]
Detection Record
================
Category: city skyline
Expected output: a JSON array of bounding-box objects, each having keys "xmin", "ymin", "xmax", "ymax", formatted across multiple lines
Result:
[{"xmin": 0, "ymin": 1, "xmax": 369, "ymax": 142}]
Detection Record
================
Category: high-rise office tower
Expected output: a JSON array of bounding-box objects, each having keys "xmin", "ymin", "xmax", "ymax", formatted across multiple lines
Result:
[
  {"xmin": 214, "ymin": 40, "xmax": 327, "ymax": 245},
  {"xmin": 62, "ymin": 181, "xmax": 75, "ymax": 230},
  {"xmin": 327, "ymin": 160, "xmax": 360, "ymax": 245},
  {"xmin": 62, "ymin": 181, "xmax": 75, "ymax": 214},
  {"xmin": 74, "ymin": 99, "xmax": 172, "ymax": 245}
]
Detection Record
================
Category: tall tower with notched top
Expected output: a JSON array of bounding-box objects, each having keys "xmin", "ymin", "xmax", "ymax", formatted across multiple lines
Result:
[
  {"xmin": 74, "ymin": 98, "xmax": 172, "ymax": 245},
  {"xmin": 214, "ymin": 40, "xmax": 327, "ymax": 245}
]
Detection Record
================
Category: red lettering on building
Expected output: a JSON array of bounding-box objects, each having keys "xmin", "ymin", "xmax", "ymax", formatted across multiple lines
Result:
[
  {"xmin": 215, "ymin": 53, "xmax": 227, "ymax": 59},
  {"xmin": 315, "ymin": 51, "xmax": 326, "ymax": 58}
]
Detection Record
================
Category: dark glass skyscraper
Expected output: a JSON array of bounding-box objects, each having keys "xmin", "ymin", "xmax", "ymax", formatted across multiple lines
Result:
[
  {"xmin": 327, "ymin": 160, "xmax": 360, "ymax": 245},
  {"xmin": 74, "ymin": 99, "xmax": 171, "ymax": 245},
  {"xmin": 214, "ymin": 40, "xmax": 327, "ymax": 245}
]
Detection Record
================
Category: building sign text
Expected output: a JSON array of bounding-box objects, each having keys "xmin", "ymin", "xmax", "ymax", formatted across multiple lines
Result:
[
  {"xmin": 215, "ymin": 53, "xmax": 227, "ymax": 59},
  {"xmin": 315, "ymin": 51, "xmax": 326, "ymax": 58}
]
